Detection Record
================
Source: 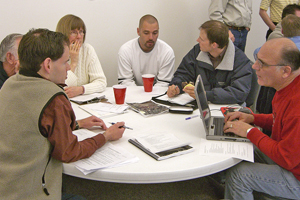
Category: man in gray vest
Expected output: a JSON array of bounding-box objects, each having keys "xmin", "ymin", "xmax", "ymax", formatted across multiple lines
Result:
[{"xmin": 0, "ymin": 29, "xmax": 126, "ymax": 200}]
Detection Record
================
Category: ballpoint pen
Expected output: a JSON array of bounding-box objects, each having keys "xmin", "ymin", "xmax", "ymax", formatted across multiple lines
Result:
[
  {"xmin": 109, "ymin": 122, "xmax": 133, "ymax": 130},
  {"xmin": 185, "ymin": 115, "xmax": 199, "ymax": 120}
]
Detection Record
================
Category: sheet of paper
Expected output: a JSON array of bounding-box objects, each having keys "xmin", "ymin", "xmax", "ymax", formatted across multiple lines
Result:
[
  {"xmin": 199, "ymin": 139, "xmax": 254, "ymax": 162},
  {"xmin": 70, "ymin": 93, "xmax": 105, "ymax": 102},
  {"xmin": 72, "ymin": 129, "xmax": 138, "ymax": 175},
  {"xmin": 156, "ymin": 93, "xmax": 194, "ymax": 105},
  {"xmin": 134, "ymin": 131, "xmax": 190, "ymax": 153},
  {"xmin": 74, "ymin": 143, "xmax": 138, "ymax": 175},
  {"xmin": 79, "ymin": 102, "xmax": 128, "ymax": 118}
]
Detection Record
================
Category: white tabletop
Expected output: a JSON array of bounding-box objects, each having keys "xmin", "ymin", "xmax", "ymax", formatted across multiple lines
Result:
[{"xmin": 63, "ymin": 86, "xmax": 241, "ymax": 183}]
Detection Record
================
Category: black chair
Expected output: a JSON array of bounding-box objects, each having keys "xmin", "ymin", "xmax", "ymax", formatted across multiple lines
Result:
[{"xmin": 245, "ymin": 65, "xmax": 260, "ymax": 112}]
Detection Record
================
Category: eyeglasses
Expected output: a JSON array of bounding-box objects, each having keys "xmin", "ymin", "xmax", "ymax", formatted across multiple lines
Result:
[
  {"xmin": 254, "ymin": 54, "xmax": 285, "ymax": 69},
  {"xmin": 70, "ymin": 30, "xmax": 85, "ymax": 37}
]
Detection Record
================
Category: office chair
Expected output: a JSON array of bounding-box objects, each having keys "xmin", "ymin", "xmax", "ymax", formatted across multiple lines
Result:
[{"xmin": 245, "ymin": 64, "xmax": 260, "ymax": 112}]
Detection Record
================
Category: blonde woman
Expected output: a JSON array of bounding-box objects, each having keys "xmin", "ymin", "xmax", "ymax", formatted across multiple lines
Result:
[{"xmin": 56, "ymin": 14, "xmax": 107, "ymax": 97}]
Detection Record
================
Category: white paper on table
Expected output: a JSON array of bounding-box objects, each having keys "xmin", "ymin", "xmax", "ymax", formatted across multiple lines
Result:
[
  {"xmin": 74, "ymin": 142, "xmax": 138, "ymax": 175},
  {"xmin": 69, "ymin": 93, "xmax": 105, "ymax": 102},
  {"xmin": 156, "ymin": 93, "xmax": 194, "ymax": 105},
  {"xmin": 134, "ymin": 131, "xmax": 190, "ymax": 153},
  {"xmin": 72, "ymin": 129, "xmax": 138, "ymax": 175},
  {"xmin": 199, "ymin": 139, "xmax": 254, "ymax": 162},
  {"xmin": 80, "ymin": 102, "xmax": 128, "ymax": 114}
]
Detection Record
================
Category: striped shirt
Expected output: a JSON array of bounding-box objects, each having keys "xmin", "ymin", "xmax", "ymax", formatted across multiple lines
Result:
[{"xmin": 260, "ymin": 0, "xmax": 300, "ymax": 23}]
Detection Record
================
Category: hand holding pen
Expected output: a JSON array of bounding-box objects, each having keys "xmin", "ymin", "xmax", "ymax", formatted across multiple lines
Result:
[
  {"xmin": 103, "ymin": 122, "xmax": 126, "ymax": 142},
  {"xmin": 167, "ymin": 84, "xmax": 180, "ymax": 98}
]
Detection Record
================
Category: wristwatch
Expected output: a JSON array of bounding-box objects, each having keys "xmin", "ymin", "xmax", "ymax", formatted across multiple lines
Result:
[{"xmin": 75, "ymin": 121, "xmax": 80, "ymax": 130}]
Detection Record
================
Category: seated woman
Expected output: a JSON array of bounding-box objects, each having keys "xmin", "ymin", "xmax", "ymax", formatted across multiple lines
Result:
[{"xmin": 56, "ymin": 14, "xmax": 107, "ymax": 98}]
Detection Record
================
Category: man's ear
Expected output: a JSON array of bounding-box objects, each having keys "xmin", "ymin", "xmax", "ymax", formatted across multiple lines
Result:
[
  {"xmin": 212, "ymin": 42, "xmax": 219, "ymax": 49},
  {"xmin": 6, "ymin": 52, "xmax": 15, "ymax": 65},
  {"xmin": 40, "ymin": 58, "xmax": 52, "ymax": 74},
  {"xmin": 137, "ymin": 28, "xmax": 140, "ymax": 36},
  {"xmin": 282, "ymin": 65, "xmax": 292, "ymax": 78}
]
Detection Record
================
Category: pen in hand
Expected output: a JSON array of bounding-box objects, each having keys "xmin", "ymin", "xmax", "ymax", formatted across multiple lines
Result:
[{"xmin": 109, "ymin": 122, "xmax": 133, "ymax": 130}]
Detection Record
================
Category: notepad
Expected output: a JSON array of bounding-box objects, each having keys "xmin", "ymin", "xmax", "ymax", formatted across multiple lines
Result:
[
  {"xmin": 70, "ymin": 93, "xmax": 106, "ymax": 105},
  {"xmin": 128, "ymin": 132, "xmax": 194, "ymax": 161}
]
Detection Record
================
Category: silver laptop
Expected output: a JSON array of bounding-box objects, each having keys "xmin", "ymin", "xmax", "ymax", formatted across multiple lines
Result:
[{"xmin": 194, "ymin": 75, "xmax": 249, "ymax": 142}]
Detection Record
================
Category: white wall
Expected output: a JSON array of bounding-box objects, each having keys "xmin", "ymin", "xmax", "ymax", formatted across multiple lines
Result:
[{"xmin": 0, "ymin": 0, "xmax": 267, "ymax": 86}]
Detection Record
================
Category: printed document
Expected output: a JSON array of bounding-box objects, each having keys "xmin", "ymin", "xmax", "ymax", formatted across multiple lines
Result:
[
  {"xmin": 199, "ymin": 139, "xmax": 254, "ymax": 162},
  {"xmin": 72, "ymin": 129, "xmax": 138, "ymax": 175},
  {"xmin": 156, "ymin": 93, "xmax": 194, "ymax": 105}
]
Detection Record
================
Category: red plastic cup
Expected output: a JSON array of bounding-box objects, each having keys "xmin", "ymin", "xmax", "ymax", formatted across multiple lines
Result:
[
  {"xmin": 113, "ymin": 85, "xmax": 127, "ymax": 104},
  {"xmin": 142, "ymin": 74, "xmax": 155, "ymax": 92}
]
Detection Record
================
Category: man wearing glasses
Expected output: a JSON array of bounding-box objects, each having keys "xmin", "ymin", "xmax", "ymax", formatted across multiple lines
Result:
[{"xmin": 224, "ymin": 37, "xmax": 300, "ymax": 199}]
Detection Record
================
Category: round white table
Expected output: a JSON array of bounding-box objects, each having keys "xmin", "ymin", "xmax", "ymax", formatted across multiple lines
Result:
[{"xmin": 63, "ymin": 86, "xmax": 241, "ymax": 183}]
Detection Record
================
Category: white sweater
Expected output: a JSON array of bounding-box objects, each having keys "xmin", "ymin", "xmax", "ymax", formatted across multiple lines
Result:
[
  {"xmin": 66, "ymin": 43, "xmax": 107, "ymax": 94},
  {"xmin": 117, "ymin": 38, "xmax": 175, "ymax": 86}
]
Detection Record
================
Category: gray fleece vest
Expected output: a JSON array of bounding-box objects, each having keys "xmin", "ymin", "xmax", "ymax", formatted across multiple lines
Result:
[{"xmin": 0, "ymin": 73, "xmax": 67, "ymax": 200}]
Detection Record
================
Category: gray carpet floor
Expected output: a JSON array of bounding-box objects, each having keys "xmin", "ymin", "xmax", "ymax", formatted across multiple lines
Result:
[{"xmin": 62, "ymin": 174, "xmax": 225, "ymax": 200}]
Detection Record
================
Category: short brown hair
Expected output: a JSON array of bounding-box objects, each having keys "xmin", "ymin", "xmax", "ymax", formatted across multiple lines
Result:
[
  {"xmin": 56, "ymin": 14, "xmax": 86, "ymax": 42},
  {"xmin": 18, "ymin": 29, "xmax": 69, "ymax": 73},
  {"xmin": 139, "ymin": 14, "xmax": 158, "ymax": 28},
  {"xmin": 200, "ymin": 20, "xmax": 229, "ymax": 49},
  {"xmin": 282, "ymin": 14, "xmax": 300, "ymax": 37}
]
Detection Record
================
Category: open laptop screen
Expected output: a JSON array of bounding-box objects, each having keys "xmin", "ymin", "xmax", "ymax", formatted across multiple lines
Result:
[{"xmin": 194, "ymin": 75, "xmax": 211, "ymax": 134}]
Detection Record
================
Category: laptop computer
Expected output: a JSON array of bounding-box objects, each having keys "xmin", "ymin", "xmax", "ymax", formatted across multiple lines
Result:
[{"xmin": 194, "ymin": 74, "xmax": 250, "ymax": 142}]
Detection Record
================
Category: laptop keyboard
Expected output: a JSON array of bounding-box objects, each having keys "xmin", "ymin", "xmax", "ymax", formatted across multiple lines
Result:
[{"xmin": 213, "ymin": 118, "xmax": 235, "ymax": 137}]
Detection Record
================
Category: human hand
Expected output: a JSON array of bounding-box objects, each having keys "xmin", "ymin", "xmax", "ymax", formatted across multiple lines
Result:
[
  {"xmin": 69, "ymin": 40, "xmax": 81, "ymax": 72},
  {"xmin": 103, "ymin": 122, "xmax": 125, "ymax": 141},
  {"xmin": 223, "ymin": 120, "xmax": 253, "ymax": 138},
  {"xmin": 167, "ymin": 85, "xmax": 180, "ymax": 97},
  {"xmin": 224, "ymin": 111, "xmax": 254, "ymax": 124},
  {"xmin": 65, "ymin": 86, "xmax": 84, "ymax": 98},
  {"xmin": 229, "ymin": 30, "xmax": 235, "ymax": 42},
  {"xmin": 77, "ymin": 116, "xmax": 108, "ymax": 130},
  {"xmin": 183, "ymin": 85, "xmax": 195, "ymax": 99}
]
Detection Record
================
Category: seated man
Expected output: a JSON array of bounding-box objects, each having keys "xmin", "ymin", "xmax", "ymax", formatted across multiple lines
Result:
[
  {"xmin": 118, "ymin": 14, "xmax": 175, "ymax": 87},
  {"xmin": 224, "ymin": 38, "xmax": 300, "ymax": 199},
  {"xmin": 0, "ymin": 33, "xmax": 22, "ymax": 88},
  {"xmin": 0, "ymin": 29, "xmax": 125, "ymax": 199},
  {"xmin": 167, "ymin": 20, "xmax": 252, "ymax": 105}
]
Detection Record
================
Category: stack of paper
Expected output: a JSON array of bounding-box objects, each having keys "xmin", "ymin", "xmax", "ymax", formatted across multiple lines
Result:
[{"xmin": 72, "ymin": 129, "xmax": 138, "ymax": 175}]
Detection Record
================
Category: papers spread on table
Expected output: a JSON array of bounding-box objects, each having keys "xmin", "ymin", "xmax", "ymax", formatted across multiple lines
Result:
[
  {"xmin": 127, "ymin": 100, "xmax": 169, "ymax": 117},
  {"xmin": 72, "ymin": 129, "xmax": 138, "ymax": 175},
  {"xmin": 198, "ymin": 139, "xmax": 254, "ymax": 162},
  {"xmin": 70, "ymin": 93, "xmax": 106, "ymax": 104},
  {"xmin": 155, "ymin": 93, "xmax": 194, "ymax": 106},
  {"xmin": 129, "ymin": 132, "xmax": 194, "ymax": 161},
  {"xmin": 79, "ymin": 102, "xmax": 128, "ymax": 118}
]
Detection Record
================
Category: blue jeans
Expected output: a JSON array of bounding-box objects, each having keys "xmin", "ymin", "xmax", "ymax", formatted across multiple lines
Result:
[
  {"xmin": 224, "ymin": 148, "xmax": 300, "ymax": 200},
  {"xmin": 230, "ymin": 28, "xmax": 248, "ymax": 52}
]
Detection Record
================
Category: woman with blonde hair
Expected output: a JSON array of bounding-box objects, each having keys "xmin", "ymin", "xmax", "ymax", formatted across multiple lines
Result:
[{"xmin": 56, "ymin": 14, "xmax": 107, "ymax": 97}]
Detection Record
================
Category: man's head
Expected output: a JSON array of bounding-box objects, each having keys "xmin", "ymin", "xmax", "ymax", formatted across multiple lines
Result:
[
  {"xmin": 137, "ymin": 14, "xmax": 159, "ymax": 52},
  {"xmin": 56, "ymin": 14, "xmax": 86, "ymax": 45},
  {"xmin": 253, "ymin": 38, "xmax": 300, "ymax": 90},
  {"xmin": 281, "ymin": 14, "xmax": 300, "ymax": 37},
  {"xmin": 197, "ymin": 20, "xmax": 229, "ymax": 53},
  {"xmin": 18, "ymin": 29, "xmax": 70, "ymax": 84},
  {"xmin": 0, "ymin": 33, "xmax": 23, "ymax": 76},
  {"xmin": 282, "ymin": 4, "xmax": 300, "ymax": 19}
]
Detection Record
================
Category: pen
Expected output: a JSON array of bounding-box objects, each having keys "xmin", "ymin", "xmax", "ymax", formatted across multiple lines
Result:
[
  {"xmin": 185, "ymin": 115, "xmax": 199, "ymax": 120},
  {"xmin": 109, "ymin": 122, "xmax": 133, "ymax": 130}
]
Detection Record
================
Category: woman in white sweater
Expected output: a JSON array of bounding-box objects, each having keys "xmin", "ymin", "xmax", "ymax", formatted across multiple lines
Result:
[{"xmin": 56, "ymin": 14, "xmax": 107, "ymax": 97}]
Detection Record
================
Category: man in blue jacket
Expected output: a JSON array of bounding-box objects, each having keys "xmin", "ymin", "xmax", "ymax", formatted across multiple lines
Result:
[{"xmin": 167, "ymin": 20, "xmax": 252, "ymax": 105}]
